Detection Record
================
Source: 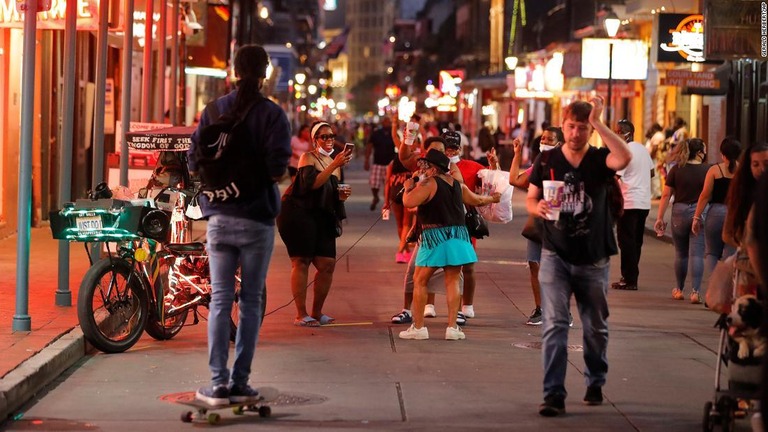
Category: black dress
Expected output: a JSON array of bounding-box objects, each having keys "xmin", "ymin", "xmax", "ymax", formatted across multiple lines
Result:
[{"xmin": 277, "ymin": 161, "xmax": 346, "ymax": 258}]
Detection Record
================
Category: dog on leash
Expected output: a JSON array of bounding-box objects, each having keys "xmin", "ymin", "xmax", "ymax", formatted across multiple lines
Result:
[{"xmin": 727, "ymin": 294, "xmax": 765, "ymax": 359}]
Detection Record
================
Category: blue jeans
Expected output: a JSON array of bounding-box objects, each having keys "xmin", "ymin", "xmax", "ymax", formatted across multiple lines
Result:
[
  {"xmin": 670, "ymin": 203, "xmax": 706, "ymax": 293},
  {"xmin": 704, "ymin": 203, "xmax": 736, "ymax": 274},
  {"xmin": 539, "ymin": 249, "xmax": 610, "ymax": 399},
  {"xmin": 206, "ymin": 214, "xmax": 274, "ymax": 387}
]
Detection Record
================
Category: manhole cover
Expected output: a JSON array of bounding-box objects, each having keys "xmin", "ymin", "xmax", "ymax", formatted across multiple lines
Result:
[
  {"xmin": 512, "ymin": 342, "xmax": 583, "ymax": 352},
  {"xmin": 160, "ymin": 391, "xmax": 328, "ymax": 407}
]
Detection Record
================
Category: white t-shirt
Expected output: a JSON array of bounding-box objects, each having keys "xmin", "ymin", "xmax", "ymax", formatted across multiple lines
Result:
[{"xmin": 617, "ymin": 141, "xmax": 654, "ymax": 210}]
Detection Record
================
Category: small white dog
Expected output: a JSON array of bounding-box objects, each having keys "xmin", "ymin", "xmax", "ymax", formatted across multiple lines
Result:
[{"xmin": 727, "ymin": 295, "xmax": 765, "ymax": 360}]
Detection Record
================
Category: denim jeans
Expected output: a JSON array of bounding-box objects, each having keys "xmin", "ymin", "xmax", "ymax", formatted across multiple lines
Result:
[
  {"xmin": 670, "ymin": 203, "xmax": 706, "ymax": 293},
  {"xmin": 206, "ymin": 214, "xmax": 274, "ymax": 387},
  {"xmin": 539, "ymin": 249, "xmax": 610, "ymax": 399},
  {"xmin": 704, "ymin": 203, "xmax": 736, "ymax": 274}
]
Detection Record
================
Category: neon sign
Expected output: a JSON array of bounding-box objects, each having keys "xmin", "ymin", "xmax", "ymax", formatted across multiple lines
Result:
[
  {"xmin": 658, "ymin": 14, "xmax": 706, "ymax": 63},
  {"xmin": 0, "ymin": 0, "xmax": 98, "ymax": 29}
]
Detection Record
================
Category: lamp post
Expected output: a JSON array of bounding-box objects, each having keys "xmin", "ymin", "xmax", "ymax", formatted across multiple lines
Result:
[{"xmin": 603, "ymin": 11, "xmax": 620, "ymax": 127}]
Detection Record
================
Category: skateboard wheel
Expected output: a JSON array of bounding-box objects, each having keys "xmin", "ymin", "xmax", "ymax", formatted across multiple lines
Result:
[
  {"xmin": 258, "ymin": 405, "xmax": 271, "ymax": 418},
  {"xmin": 181, "ymin": 411, "xmax": 193, "ymax": 423},
  {"xmin": 233, "ymin": 405, "xmax": 244, "ymax": 415},
  {"xmin": 207, "ymin": 413, "xmax": 221, "ymax": 424}
]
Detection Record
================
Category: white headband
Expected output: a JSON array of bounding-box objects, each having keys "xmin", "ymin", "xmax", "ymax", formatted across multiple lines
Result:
[{"xmin": 310, "ymin": 122, "xmax": 332, "ymax": 139}]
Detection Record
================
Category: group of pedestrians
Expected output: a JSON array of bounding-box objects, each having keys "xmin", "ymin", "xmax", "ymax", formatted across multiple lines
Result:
[{"xmin": 183, "ymin": 44, "xmax": 768, "ymax": 421}]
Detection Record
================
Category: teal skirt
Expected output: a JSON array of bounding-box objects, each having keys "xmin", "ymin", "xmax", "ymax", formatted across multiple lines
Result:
[{"xmin": 416, "ymin": 225, "xmax": 477, "ymax": 267}]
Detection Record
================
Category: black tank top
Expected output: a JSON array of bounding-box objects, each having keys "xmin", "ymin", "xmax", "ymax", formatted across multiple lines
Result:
[
  {"xmin": 711, "ymin": 164, "xmax": 731, "ymax": 204},
  {"xmin": 417, "ymin": 177, "xmax": 465, "ymax": 226}
]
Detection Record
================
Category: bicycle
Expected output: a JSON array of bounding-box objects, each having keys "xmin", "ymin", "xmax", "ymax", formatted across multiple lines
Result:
[{"xmin": 51, "ymin": 184, "xmax": 250, "ymax": 353}]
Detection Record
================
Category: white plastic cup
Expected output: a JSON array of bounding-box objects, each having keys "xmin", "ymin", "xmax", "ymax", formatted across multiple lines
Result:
[
  {"xmin": 382, "ymin": 208, "xmax": 390, "ymax": 220},
  {"xmin": 404, "ymin": 122, "xmax": 419, "ymax": 145},
  {"xmin": 542, "ymin": 180, "xmax": 565, "ymax": 221}
]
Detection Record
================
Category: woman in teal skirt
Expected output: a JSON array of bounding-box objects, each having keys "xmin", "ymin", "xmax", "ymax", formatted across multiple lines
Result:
[{"xmin": 398, "ymin": 149, "xmax": 500, "ymax": 341}]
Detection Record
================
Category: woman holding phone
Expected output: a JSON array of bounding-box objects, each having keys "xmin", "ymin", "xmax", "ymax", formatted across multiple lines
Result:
[{"xmin": 277, "ymin": 121, "xmax": 353, "ymax": 327}]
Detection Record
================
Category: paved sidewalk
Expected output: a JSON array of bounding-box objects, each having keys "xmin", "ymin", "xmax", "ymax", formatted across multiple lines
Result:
[
  {"xmin": 0, "ymin": 227, "xmax": 92, "ymax": 421},
  {"xmin": 0, "ymin": 163, "xmax": 733, "ymax": 430}
]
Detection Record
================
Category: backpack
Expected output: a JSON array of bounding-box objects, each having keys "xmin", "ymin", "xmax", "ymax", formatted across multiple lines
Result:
[{"xmin": 194, "ymin": 97, "xmax": 270, "ymax": 203}]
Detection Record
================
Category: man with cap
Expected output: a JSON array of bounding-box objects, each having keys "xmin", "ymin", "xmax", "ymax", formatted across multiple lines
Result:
[
  {"xmin": 444, "ymin": 130, "xmax": 499, "ymax": 320},
  {"xmin": 612, "ymin": 119, "xmax": 654, "ymax": 290},
  {"xmin": 364, "ymin": 116, "xmax": 396, "ymax": 211},
  {"xmin": 189, "ymin": 44, "xmax": 291, "ymax": 406}
]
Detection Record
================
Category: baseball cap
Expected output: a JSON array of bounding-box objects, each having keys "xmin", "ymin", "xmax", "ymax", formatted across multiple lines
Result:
[{"xmin": 442, "ymin": 131, "xmax": 461, "ymax": 149}]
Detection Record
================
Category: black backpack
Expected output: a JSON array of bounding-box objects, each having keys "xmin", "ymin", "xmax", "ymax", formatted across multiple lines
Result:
[{"xmin": 194, "ymin": 97, "xmax": 270, "ymax": 203}]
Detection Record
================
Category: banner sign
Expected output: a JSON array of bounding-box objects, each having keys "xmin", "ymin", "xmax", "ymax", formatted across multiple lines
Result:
[
  {"xmin": 0, "ymin": 0, "xmax": 98, "ymax": 29},
  {"xmin": 704, "ymin": 0, "xmax": 767, "ymax": 60},
  {"xmin": 581, "ymin": 38, "xmax": 649, "ymax": 80},
  {"xmin": 661, "ymin": 69, "xmax": 721, "ymax": 88}
]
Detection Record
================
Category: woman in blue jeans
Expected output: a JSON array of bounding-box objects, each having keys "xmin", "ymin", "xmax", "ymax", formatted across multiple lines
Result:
[
  {"xmin": 692, "ymin": 137, "xmax": 741, "ymax": 273},
  {"xmin": 654, "ymin": 138, "xmax": 710, "ymax": 304}
]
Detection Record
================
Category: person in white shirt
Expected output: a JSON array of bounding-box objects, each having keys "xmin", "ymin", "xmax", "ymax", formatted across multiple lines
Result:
[
  {"xmin": 613, "ymin": 119, "xmax": 655, "ymax": 290},
  {"xmin": 644, "ymin": 123, "xmax": 665, "ymax": 199}
]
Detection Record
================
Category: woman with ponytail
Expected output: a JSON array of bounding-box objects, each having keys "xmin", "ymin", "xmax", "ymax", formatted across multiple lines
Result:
[
  {"xmin": 692, "ymin": 137, "xmax": 742, "ymax": 273},
  {"xmin": 654, "ymin": 138, "xmax": 710, "ymax": 304}
]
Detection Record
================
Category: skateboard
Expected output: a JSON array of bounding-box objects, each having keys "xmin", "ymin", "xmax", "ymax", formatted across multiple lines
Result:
[{"xmin": 173, "ymin": 386, "xmax": 279, "ymax": 425}]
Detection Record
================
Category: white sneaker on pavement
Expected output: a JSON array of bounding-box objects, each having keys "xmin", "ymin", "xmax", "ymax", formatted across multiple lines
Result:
[
  {"xmin": 399, "ymin": 324, "xmax": 429, "ymax": 340},
  {"xmin": 445, "ymin": 325, "xmax": 466, "ymax": 340},
  {"xmin": 424, "ymin": 304, "xmax": 436, "ymax": 318},
  {"xmin": 462, "ymin": 305, "xmax": 475, "ymax": 318}
]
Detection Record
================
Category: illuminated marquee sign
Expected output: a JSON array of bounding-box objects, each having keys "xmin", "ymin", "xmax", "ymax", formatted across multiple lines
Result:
[
  {"xmin": 657, "ymin": 13, "xmax": 718, "ymax": 63},
  {"xmin": 0, "ymin": 0, "xmax": 98, "ymax": 29}
]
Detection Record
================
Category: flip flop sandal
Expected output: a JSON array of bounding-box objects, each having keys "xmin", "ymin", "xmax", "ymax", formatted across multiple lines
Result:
[
  {"xmin": 294, "ymin": 316, "xmax": 320, "ymax": 327},
  {"xmin": 316, "ymin": 314, "xmax": 336, "ymax": 325},
  {"xmin": 457, "ymin": 312, "xmax": 467, "ymax": 326}
]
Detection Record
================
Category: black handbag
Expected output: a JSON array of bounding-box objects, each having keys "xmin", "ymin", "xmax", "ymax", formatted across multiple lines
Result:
[
  {"xmin": 465, "ymin": 206, "xmax": 489, "ymax": 239},
  {"xmin": 521, "ymin": 214, "xmax": 541, "ymax": 243}
]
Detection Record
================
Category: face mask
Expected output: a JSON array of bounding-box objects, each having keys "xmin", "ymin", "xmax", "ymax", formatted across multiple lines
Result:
[
  {"xmin": 317, "ymin": 146, "xmax": 333, "ymax": 157},
  {"xmin": 449, "ymin": 155, "xmax": 461, "ymax": 163},
  {"xmin": 540, "ymin": 144, "xmax": 555, "ymax": 152}
]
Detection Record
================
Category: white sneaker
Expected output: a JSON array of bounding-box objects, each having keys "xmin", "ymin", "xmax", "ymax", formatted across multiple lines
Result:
[
  {"xmin": 445, "ymin": 325, "xmax": 466, "ymax": 340},
  {"xmin": 399, "ymin": 324, "xmax": 429, "ymax": 340},
  {"xmin": 462, "ymin": 305, "xmax": 475, "ymax": 318},
  {"xmin": 424, "ymin": 304, "xmax": 436, "ymax": 318}
]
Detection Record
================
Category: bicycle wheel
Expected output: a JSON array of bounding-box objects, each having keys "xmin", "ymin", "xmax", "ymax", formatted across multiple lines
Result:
[
  {"xmin": 144, "ymin": 253, "xmax": 189, "ymax": 341},
  {"xmin": 77, "ymin": 258, "xmax": 148, "ymax": 353},
  {"xmin": 229, "ymin": 272, "xmax": 241, "ymax": 342}
]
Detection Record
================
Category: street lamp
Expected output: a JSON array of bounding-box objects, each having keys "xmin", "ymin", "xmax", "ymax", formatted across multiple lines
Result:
[
  {"xmin": 504, "ymin": 56, "xmax": 518, "ymax": 70},
  {"xmin": 603, "ymin": 11, "xmax": 620, "ymax": 127}
]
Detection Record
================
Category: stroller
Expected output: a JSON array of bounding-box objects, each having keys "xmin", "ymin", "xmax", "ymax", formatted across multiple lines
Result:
[{"xmin": 703, "ymin": 252, "xmax": 763, "ymax": 432}]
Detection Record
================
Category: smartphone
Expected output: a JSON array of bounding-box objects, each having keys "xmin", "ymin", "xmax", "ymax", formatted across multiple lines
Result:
[{"xmin": 344, "ymin": 143, "xmax": 355, "ymax": 153}]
